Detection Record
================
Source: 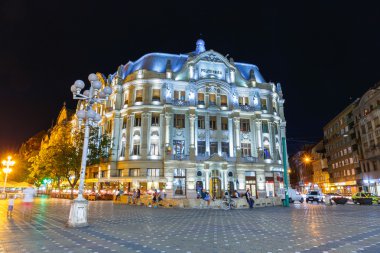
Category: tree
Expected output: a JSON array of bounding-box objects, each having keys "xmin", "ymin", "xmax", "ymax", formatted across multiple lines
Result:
[{"xmin": 31, "ymin": 121, "xmax": 112, "ymax": 199}]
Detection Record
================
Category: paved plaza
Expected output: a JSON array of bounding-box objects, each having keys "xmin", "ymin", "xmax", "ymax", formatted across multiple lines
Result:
[{"xmin": 1, "ymin": 198, "xmax": 380, "ymax": 253}]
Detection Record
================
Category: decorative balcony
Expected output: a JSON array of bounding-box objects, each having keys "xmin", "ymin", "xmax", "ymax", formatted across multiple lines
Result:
[
  {"xmin": 240, "ymin": 105, "xmax": 255, "ymax": 112},
  {"xmin": 170, "ymin": 154, "xmax": 189, "ymax": 161},
  {"xmin": 173, "ymin": 99, "xmax": 190, "ymax": 106}
]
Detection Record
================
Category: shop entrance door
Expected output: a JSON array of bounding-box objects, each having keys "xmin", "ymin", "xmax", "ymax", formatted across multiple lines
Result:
[{"xmin": 210, "ymin": 177, "xmax": 222, "ymax": 199}]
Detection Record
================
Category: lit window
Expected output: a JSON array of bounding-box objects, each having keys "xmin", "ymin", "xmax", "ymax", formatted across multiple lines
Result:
[
  {"xmin": 134, "ymin": 114, "xmax": 141, "ymax": 127},
  {"xmin": 239, "ymin": 96, "xmax": 249, "ymax": 106},
  {"xmin": 221, "ymin": 95, "xmax": 227, "ymax": 106},
  {"xmin": 129, "ymin": 168, "xmax": 140, "ymax": 177},
  {"xmin": 147, "ymin": 168, "xmax": 160, "ymax": 177},
  {"xmin": 151, "ymin": 113, "xmax": 160, "ymax": 126},
  {"xmin": 240, "ymin": 119, "xmax": 250, "ymax": 132},
  {"xmin": 221, "ymin": 117, "xmax": 228, "ymax": 130},
  {"xmin": 210, "ymin": 116, "xmax": 217, "ymax": 130},
  {"xmin": 210, "ymin": 142, "xmax": 218, "ymax": 155},
  {"xmin": 242, "ymin": 143, "xmax": 251, "ymax": 157},
  {"xmin": 198, "ymin": 116, "xmax": 205, "ymax": 129},
  {"xmin": 174, "ymin": 114, "xmax": 185, "ymax": 128},
  {"xmin": 209, "ymin": 94, "xmax": 216, "ymax": 105},
  {"xmin": 152, "ymin": 89, "xmax": 160, "ymax": 101},
  {"xmin": 198, "ymin": 93, "xmax": 205, "ymax": 105},
  {"xmin": 135, "ymin": 89, "xmax": 143, "ymax": 102},
  {"xmin": 173, "ymin": 169, "xmax": 186, "ymax": 196},
  {"xmin": 174, "ymin": 90, "xmax": 186, "ymax": 101}
]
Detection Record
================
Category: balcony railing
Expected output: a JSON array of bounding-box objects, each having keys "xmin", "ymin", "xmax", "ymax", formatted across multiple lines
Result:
[
  {"xmin": 170, "ymin": 154, "xmax": 189, "ymax": 161},
  {"xmin": 173, "ymin": 99, "xmax": 190, "ymax": 106},
  {"xmin": 240, "ymin": 105, "xmax": 255, "ymax": 112}
]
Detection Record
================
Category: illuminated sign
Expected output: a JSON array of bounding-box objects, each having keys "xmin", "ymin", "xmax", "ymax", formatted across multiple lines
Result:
[{"xmin": 198, "ymin": 62, "xmax": 225, "ymax": 79}]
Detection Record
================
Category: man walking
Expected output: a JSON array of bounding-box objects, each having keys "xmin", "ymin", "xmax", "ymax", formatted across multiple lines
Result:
[{"xmin": 245, "ymin": 188, "xmax": 254, "ymax": 209}]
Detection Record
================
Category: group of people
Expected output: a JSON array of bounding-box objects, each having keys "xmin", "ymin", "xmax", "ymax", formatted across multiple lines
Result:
[
  {"xmin": 199, "ymin": 188, "xmax": 255, "ymax": 209},
  {"xmin": 115, "ymin": 188, "xmax": 141, "ymax": 204},
  {"xmin": 115, "ymin": 188, "xmax": 166, "ymax": 206}
]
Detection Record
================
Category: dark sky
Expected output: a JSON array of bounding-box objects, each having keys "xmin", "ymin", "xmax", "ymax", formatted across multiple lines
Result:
[{"xmin": 1, "ymin": 1, "xmax": 380, "ymax": 155}]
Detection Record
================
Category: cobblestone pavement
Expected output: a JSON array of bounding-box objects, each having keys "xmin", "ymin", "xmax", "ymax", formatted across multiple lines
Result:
[{"xmin": 1, "ymin": 198, "xmax": 380, "ymax": 253}]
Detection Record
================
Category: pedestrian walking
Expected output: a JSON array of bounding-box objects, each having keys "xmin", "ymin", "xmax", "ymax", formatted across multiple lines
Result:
[
  {"xmin": 115, "ymin": 188, "xmax": 121, "ymax": 201},
  {"xmin": 132, "ymin": 189, "xmax": 137, "ymax": 204},
  {"xmin": 202, "ymin": 189, "xmax": 211, "ymax": 207},
  {"xmin": 245, "ymin": 188, "xmax": 254, "ymax": 209},
  {"xmin": 7, "ymin": 195, "xmax": 15, "ymax": 217},
  {"xmin": 22, "ymin": 186, "xmax": 36, "ymax": 220}
]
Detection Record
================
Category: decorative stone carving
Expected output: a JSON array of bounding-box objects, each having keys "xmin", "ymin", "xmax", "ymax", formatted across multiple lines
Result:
[{"xmin": 201, "ymin": 53, "xmax": 223, "ymax": 63}]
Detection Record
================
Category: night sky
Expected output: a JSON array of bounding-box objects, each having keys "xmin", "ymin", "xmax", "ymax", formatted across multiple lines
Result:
[{"xmin": 1, "ymin": 1, "xmax": 380, "ymax": 155}]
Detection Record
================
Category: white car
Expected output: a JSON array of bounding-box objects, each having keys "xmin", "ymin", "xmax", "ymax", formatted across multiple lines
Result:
[
  {"xmin": 306, "ymin": 190, "xmax": 324, "ymax": 203},
  {"xmin": 278, "ymin": 188, "xmax": 304, "ymax": 203}
]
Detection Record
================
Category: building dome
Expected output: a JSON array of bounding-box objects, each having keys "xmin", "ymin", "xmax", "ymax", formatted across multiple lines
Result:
[{"xmin": 196, "ymin": 39, "xmax": 206, "ymax": 54}]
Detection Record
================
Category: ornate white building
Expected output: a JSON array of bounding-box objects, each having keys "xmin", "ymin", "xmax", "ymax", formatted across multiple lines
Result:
[{"xmin": 86, "ymin": 39, "xmax": 288, "ymax": 199}]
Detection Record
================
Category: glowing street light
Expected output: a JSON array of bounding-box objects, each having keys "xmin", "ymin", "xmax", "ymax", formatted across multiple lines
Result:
[
  {"xmin": 2, "ymin": 156, "xmax": 15, "ymax": 193},
  {"xmin": 67, "ymin": 73, "xmax": 112, "ymax": 227}
]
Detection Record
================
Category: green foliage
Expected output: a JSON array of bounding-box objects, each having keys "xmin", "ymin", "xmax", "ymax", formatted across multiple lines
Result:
[{"xmin": 29, "ymin": 121, "xmax": 112, "ymax": 196}]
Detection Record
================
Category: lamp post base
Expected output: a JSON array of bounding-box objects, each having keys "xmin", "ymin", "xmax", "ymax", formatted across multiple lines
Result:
[{"xmin": 67, "ymin": 198, "xmax": 89, "ymax": 227}]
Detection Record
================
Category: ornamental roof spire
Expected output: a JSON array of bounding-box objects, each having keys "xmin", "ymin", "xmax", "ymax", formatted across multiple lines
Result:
[{"xmin": 195, "ymin": 39, "xmax": 206, "ymax": 54}]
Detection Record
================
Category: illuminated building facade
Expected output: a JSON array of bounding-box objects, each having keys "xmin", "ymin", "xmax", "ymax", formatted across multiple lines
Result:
[
  {"xmin": 84, "ymin": 40, "xmax": 288, "ymax": 199},
  {"xmin": 323, "ymin": 100, "xmax": 361, "ymax": 194},
  {"xmin": 353, "ymin": 83, "xmax": 380, "ymax": 195}
]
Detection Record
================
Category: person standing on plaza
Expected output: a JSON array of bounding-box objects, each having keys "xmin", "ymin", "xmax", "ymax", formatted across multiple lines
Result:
[
  {"xmin": 7, "ymin": 195, "xmax": 15, "ymax": 217},
  {"xmin": 132, "ymin": 189, "xmax": 137, "ymax": 204},
  {"xmin": 136, "ymin": 189, "xmax": 141, "ymax": 205},
  {"xmin": 245, "ymin": 188, "xmax": 254, "ymax": 209},
  {"xmin": 22, "ymin": 186, "xmax": 36, "ymax": 220},
  {"xmin": 115, "ymin": 188, "xmax": 121, "ymax": 201}
]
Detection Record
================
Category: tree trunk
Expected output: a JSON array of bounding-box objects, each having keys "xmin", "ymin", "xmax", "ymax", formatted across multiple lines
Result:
[
  {"xmin": 71, "ymin": 187, "xmax": 74, "ymax": 200},
  {"xmin": 57, "ymin": 177, "xmax": 61, "ymax": 197}
]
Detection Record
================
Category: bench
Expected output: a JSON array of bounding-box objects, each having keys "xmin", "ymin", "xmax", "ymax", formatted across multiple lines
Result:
[{"xmin": 88, "ymin": 195, "xmax": 96, "ymax": 201}]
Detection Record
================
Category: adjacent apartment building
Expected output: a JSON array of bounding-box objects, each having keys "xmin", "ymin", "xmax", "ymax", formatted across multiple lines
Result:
[
  {"xmin": 353, "ymin": 83, "xmax": 380, "ymax": 195},
  {"xmin": 323, "ymin": 99, "xmax": 361, "ymax": 194}
]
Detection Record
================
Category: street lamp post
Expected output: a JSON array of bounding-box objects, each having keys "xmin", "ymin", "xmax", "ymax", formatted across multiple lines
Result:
[
  {"xmin": 67, "ymin": 73, "xmax": 112, "ymax": 227},
  {"xmin": 2, "ymin": 156, "xmax": 15, "ymax": 194}
]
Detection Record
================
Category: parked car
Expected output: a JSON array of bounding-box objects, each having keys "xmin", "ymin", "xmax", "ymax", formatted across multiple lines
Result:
[
  {"xmin": 306, "ymin": 190, "xmax": 324, "ymax": 203},
  {"xmin": 323, "ymin": 192, "xmax": 342, "ymax": 203},
  {"xmin": 277, "ymin": 188, "xmax": 304, "ymax": 203},
  {"xmin": 352, "ymin": 192, "xmax": 380, "ymax": 204}
]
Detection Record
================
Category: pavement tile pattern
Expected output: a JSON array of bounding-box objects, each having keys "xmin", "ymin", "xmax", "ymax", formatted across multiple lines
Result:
[{"xmin": 1, "ymin": 198, "xmax": 380, "ymax": 253}]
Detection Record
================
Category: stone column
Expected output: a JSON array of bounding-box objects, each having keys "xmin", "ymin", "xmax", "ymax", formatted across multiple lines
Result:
[
  {"xmin": 256, "ymin": 120, "xmax": 262, "ymax": 160},
  {"xmin": 165, "ymin": 113, "xmax": 172, "ymax": 147},
  {"xmin": 233, "ymin": 117, "xmax": 241, "ymax": 157},
  {"xmin": 223, "ymin": 168, "xmax": 228, "ymax": 192},
  {"xmin": 228, "ymin": 118, "xmax": 234, "ymax": 157},
  {"xmin": 250, "ymin": 117, "xmax": 257, "ymax": 157},
  {"xmin": 268, "ymin": 122, "xmax": 275, "ymax": 161},
  {"xmin": 256, "ymin": 171, "xmax": 266, "ymax": 198},
  {"xmin": 160, "ymin": 113, "xmax": 165, "ymax": 156},
  {"xmin": 128, "ymin": 114, "xmax": 135, "ymax": 156},
  {"xmin": 124, "ymin": 114, "xmax": 131, "ymax": 160},
  {"xmin": 189, "ymin": 113, "xmax": 196, "ymax": 159},
  {"xmin": 217, "ymin": 115, "xmax": 222, "ymax": 155},
  {"xmin": 204, "ymin": 165, "xmax": 209, "ymax": 191},
  {"xmin": 205, "ymin": 113, "xmax": 210, "ymax": 155},
  {"xmin": 186, "ymin": 168, "xmax": 197, "ymax": 199},
  {"xmin": 140, "ymin": 112, "xmax": 150, "ymax": 157}
]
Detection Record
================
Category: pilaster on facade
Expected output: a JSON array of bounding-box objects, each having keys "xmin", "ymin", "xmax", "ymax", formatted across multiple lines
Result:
[{"xmin": 233, "ymin": 116, "xmax": 241, "ymax": 157}]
